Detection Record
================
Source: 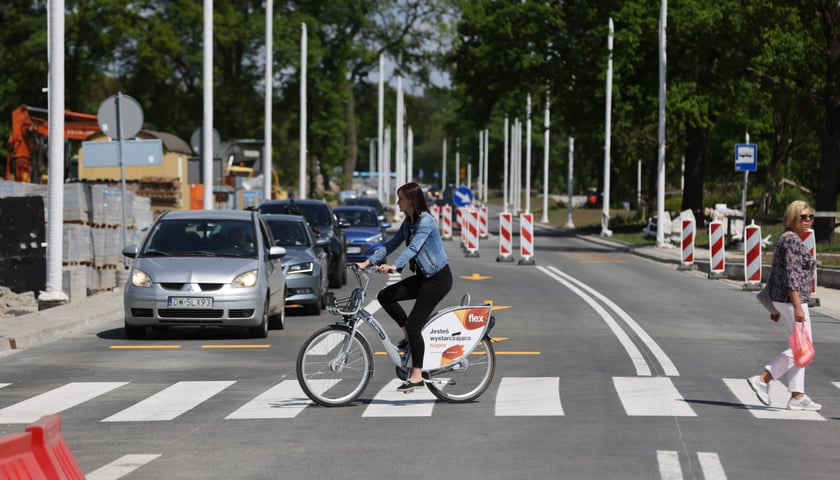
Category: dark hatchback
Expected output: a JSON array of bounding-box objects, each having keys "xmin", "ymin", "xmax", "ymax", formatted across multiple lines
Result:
[{"xmin": 259, "ymin": 198, "xmax": 348, "ymax": 287}]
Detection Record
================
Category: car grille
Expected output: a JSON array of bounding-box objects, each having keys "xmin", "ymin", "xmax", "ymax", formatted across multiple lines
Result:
[
  {"xmin": 160, "ymin": 283, "xmax": 224, "ymax": 292},
  {"xmin": 229, "ymin": 309, "xmax": 255, "ymax": 318},
  {"xmin": 158, "ymin": 309, "xmax": 224, "ymax": 318}
]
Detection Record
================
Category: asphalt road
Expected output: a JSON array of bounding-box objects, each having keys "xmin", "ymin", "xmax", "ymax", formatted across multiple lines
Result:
[{"xmin": 2, "ymin": 223, "xmax": 840, "ymax": 479}]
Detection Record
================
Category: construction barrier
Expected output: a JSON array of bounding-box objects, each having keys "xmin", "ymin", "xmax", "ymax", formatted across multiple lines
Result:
[
  {"xmin": 708, "ymin": 220, "xmax": 726, "ymax": 279},
  {"xmin": 456, "ymin": 206, "xmax": 464, "ymax": 231},
  {"xmin": 478, "ymin": 205, "xmax": 488, "ymax": 239},
  {"xmin": 430, "ymin": 204, "xmax": 440, "ymax": 225},
  {"xmin": 679, "ymin": 218, "xmax": 696, "ymax": 270},
  {"xmin": 518, "ymin": 212, "xmax": 535, "ymax": 265},
  {"xmin": 0, "ymin": 415, "xmax": 84, "ymax": 480},
  {"xmin": 464, "ymin": 208, "xmax": 479, "ymax": 257},
  {"xmin": 496, "ymin": 212, "xmax": 514, "ymax": 262},
  {"xmin": 743, "ymin": 221, "xmax": 762, "ymax": 289},
  {"xmin": 440, "ymin": 205, "xmax": 452, "ymax": 241}
]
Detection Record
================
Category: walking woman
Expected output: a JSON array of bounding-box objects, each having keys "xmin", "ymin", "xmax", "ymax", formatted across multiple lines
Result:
[
  {"xmin": 747, "ymin": 200, "xmax": 821, "ymax": 411},
  {"xmin": 356, "ymin": 182, "xmax": 453, "ymax": 392}
]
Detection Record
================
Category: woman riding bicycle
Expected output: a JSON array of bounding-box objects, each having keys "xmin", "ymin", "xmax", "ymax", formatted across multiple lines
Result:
[{"xmin": 356, "ymin": 182, "xmax": 453, "ymax": 392}]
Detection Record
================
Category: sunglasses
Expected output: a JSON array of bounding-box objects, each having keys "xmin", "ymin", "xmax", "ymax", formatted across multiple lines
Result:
[{"xmin": 800, "ymin": 214, "xmax": 814, "ymax": 221}]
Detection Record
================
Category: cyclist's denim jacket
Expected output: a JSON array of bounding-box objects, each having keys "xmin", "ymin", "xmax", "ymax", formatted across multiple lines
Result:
[{"xmin": 367, "ymin": 211, "xmax": 449, "ymax": 277}]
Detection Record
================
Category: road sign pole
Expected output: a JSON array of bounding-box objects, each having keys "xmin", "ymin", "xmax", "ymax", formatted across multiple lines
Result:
[
  {"xmin": 117, "ymin": 92, "xmax": 129, "ymax": 268},
  {"xmin": 740, "ymin": 133, "xmax": 750, "ymax": 242}
]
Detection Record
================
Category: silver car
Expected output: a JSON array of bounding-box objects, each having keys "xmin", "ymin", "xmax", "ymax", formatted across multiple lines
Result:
[
  {"xmin": 263, "ymin": 214, "xmax": 329, "ymax": 315},
  {"xmin": 121, "ymin": 210, "xmax": 287, "ymax": 339}
]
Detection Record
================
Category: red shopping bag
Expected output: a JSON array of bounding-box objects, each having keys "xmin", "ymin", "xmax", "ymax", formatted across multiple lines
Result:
[{"xmin": 788, "ymin": 322, "xmax": 815, "ymax": 368}]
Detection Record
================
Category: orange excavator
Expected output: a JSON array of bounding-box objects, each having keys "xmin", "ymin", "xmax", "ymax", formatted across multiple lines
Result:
[{"xmin": 5, "ymin": 104, "xmax": 101, "ymax": 183}]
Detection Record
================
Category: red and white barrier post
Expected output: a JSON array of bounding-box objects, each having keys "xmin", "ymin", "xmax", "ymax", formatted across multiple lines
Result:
[
  {"xmin": 801, "ymin": 228, "xmax": 819, "ymax": 306},
  {"xmin": 743, "ymin": 221, "xmax": 762, "ymax": 289},
  {"xmin": 440, "ymin": 205, "xmax": 452, "ymax": 241},
  {"xmin": 678, "ymin": 218, "xmax": 696, "ymax": 270},
  {"xmin": 479, "ymin": 204, "xmax": 489, "ymax": 239},
  {"xmin": 497, "ymin": 212, "xmax": 514, "ymax": 262},
  {"xmin": 464, "ymin": 208, "xmax": 480, "ymax": 257},
  {"xmin": 708, "ymin": 220, "xmax": 726, "ymax": 279},
  {"xmin": 518, "ymin": 212, "xmax": 535, "ymax": 265},
  {"xmin": 431, "ymin": 204, "xmax": 440, "ymax": 225}
]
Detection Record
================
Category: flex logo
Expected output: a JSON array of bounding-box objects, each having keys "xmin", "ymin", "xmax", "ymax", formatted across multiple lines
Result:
[{"xmin": 456, "ymin": 308, "xmax": 489, "ymax": 330}]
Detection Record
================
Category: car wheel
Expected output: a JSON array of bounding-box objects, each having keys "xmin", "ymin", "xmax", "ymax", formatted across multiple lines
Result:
[
  {"xmin": 340, "ymin": 251, "xmax": 347, "ymax": 285},
  {"xmin": 269, "ymin": 295, "xmax": 286, "ymax": 330},
  {"xmin": 328, "ymin": 258, "xmax": 342, "ymax": 288},
  {"xmin": 125, "ymin": 323, "xmax": 146, "ymax": 340},
  {"xmin": 249, "ymin": 298, "xmax": 270, "ymax": 338}
]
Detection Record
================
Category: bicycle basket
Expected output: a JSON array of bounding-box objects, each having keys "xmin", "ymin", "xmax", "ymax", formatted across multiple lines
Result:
[{"xmin": 325, "ymin": 287, "xmax": 365, "ymax": 315}]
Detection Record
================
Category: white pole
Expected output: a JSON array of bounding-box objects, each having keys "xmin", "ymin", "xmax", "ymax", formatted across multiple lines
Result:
[
  {"xmin": 484, "ymin": 128, "xmax": 489, "ymax": 203},
  {"xmin": 43, "ymin": 0, "xmax": 67, "ymax": 302},
  {"xmin": 299, "ymin": 22, "xmax": 307, "ymax": 199},
  {"xmin": 467, "ymin": 163, "xmax": 472, "ymax": 192},
  {"xmin": 442, "ymin": 138, "xmax": 447, "ymax": 191},
  {"xmin": 742, "ymin": 132, "xmax": 750, "ymax": 242},
  {"xmin": 263, "ymin": 0, "xmax": 273, "ymax": 200},
  {"xmin": 525, "ymin": 94, "xmax": 532, "ymax": 214},
  {"xmin": 601, "ymin": 18, "xmax": 614, "ymax": 237},
  {"xmin": 565, "ymin": 137, "xmax": 575, "ymax": 229},
  {"xmin": 203, "ymin": 0, "xmax": 214, "ymax": 209},
  {"xmin": 377, "ymin": 54, "xmax": 384, "ymax": 204},
  {"xmin": 541, "ymin": 91, "xmax": 550, "ymax": 224},
  {"xmin": 656, "ymin": 0, "xmax": 668, "ymax": 248},
  {"xmin": 384, "ymin": 127, "xmax": 391, "ymax": 206},
  {"xmin": 369, "ymin": 138, "xmax": 375, "ymax": 181},
  {"xmin": 477, "ymin": 130, "xmax": 483, "ymax": 199},
  {"xmin": 407, "ymin": 127, "xmax": 413, "ymax": 183},
  {"xmin": 503, "ymin": 117, "xmax": 509, "ymax": 213},
  {"xmin": 396, "ymin": 77, "xmax": 404, "ymax": 189}
]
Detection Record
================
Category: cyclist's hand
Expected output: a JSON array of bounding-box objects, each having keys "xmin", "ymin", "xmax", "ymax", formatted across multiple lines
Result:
[{"xmin": 377, "ymin": 264, "xmax": 397, "ymax": 274}]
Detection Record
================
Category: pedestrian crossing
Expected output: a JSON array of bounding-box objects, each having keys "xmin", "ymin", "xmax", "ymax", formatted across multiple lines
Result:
[{"xmin": 0, "ymin": 376, "xmax": 835, "ymax": 424}]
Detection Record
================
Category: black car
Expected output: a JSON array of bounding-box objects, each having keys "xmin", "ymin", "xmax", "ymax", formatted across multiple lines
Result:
[{"xmin": 259, "ymin": 198, "xmax": 348, "ymax": 287}]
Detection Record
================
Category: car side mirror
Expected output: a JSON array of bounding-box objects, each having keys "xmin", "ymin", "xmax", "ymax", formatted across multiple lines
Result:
[
  {"xmin": 122, "ymin": 244, "xmax": 139, "ymax": 258},
  {"xmin": 268, "ymin": 246, "xmax": 287, "ymax": 259},
  {"xmin": 337, "ymin": 219, "xmax": 351, "ymax": 229},
  {"xmin": 314, "ymin": 237, "xmax": 330, "ymax": 248}
]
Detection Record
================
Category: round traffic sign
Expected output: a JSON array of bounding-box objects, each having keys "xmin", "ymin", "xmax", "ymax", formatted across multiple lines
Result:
[
  {"xmin": 453, "ymin": 186, "xmax": 474, "ymax": 207},
  {"xmin": 97, "ymin": 94, "xmax": 144, "ymax": 140}
]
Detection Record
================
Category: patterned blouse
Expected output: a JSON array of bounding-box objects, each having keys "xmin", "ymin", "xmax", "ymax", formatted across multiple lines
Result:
[{"xmin": 769, "ymin": 231, "xmax": 817, "ymax": 304}]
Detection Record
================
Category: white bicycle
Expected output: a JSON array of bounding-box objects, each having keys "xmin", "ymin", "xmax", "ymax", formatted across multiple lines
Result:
[{"xmin": 296, "ymin": 264, "xmax": 497, "ymax": 407}]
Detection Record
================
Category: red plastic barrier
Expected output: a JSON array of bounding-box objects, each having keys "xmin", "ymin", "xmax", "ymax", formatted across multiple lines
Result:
[
  {"xmin": 0, "ymin": 431, "xmax": 48, "ymax": 480},
  {"xmin": 26, "ymin": 415, "xmax": 85, "ymax": 480}
]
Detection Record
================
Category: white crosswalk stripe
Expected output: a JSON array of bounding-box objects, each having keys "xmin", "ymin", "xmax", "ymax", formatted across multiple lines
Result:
[
  {"xmin": 225, "ymin": 380, "xmax": 312, "ymax": 419},
  {"xmin": 722, "ymin": 378, "xmax": 825, "ymax": 421},
  {"xmin": 362, "ymin": 379, "xmax": 437, "ymax": 417},
  {"xmin": 657, "ymin": 450, "xmax": 728, "ymax": 480},
  {"xmin": 86, "ymin": 454, "xmax": 162, "ymax": 480},
  {"xmin": 614, "ymin": 377, "xmax": 697, "ymax": 416},
  {"xmin": 0, "ymin": 376, "xmax": 834, "ymax": 422},
  {"xmin": 102, "ymin": 381, "xmax": 235, "ymax": 422},
  {"xmin": 0, "ymin": 382, "xmax": 127, "ymax": 424},
  {"xmin": 495, "ymin": 377, "xmax": 563, "ymax": 416}
]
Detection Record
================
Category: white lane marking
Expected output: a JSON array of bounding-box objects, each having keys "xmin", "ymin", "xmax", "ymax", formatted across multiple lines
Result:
[
  {"xmin": 658, "ymin": 451, "xmax": 728, "ymax": 480},
  {"xmin": 722, "ymin": 378, "xmax": 824, "ymax": 420},
  {"xmin": 697, "ymin": 452, "xmax": 727, "ymax": 480},
  {"xmin": 545, "ymin": 266, "xmax": 678, "ymax": 376},
  {"xmin": 86, "ymin": 454, "xmax": 161, "ymax": 480},
  {"xmin": 362, "ymin": 379, "xmax": 437, "ymax": 417},
  {"xmin": 102, "ymin": 381, "xmax": 235, "ymax": 422},
  {"xmin": 495, "ymin": 377, "xmax": 563, "ymax": 416},
  {"xmin": 614, "ymin": 377, "xmax": 696, "ymax": 416},
  {"xmin": 657, "ymin": 450, "xmax": 682, "ymax": 480},
  {"xmin": 0, "ymin": 383, "xmax": 9, "ymax": 389},
  {"xmin": 226, "ymin": 380, "xmax": 311, "ymax": 419},
  {"xmin": 538, "ymin": 266, "xmax": 651, "ymax": 376},
  {"xmin": 0, "ymin": 382, "xmax": 128, "ymax": 423}
]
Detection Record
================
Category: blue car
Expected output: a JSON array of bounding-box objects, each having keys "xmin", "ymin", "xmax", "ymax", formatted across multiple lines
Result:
[{"xmin": 331, "ymin": 206, "xmax": 391, "ymax": 263}]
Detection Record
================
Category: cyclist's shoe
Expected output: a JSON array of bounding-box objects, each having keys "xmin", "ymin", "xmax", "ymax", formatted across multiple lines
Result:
[
  {"xmin": 397, "ymin": 339, "xmax": 409, "ymax": 351},
  {"xmin": 397, "ymin": 380, "xmax": 424, "ymax": 393}
]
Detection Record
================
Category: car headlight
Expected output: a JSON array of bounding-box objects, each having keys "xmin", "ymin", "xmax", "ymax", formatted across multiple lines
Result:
[
  {"xmin": 130, "ymin": 269, "xmax": 152, "ymax": 288},
  {"xmin": 364, "ymin": 233, "xmax": 383, "ymax": 243},
  {"xmin": 287, "ymin": 262, "xmax": 314, "ymax": 274},
  {"xmin": 231, "ymin": 270, "xmax": 258, "ymax": 288}
]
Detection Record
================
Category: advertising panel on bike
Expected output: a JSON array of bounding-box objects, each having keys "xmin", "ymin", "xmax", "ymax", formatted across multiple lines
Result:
[{"xmin": 420, "ymin": 305, "xmax": 492, "ymax": 370}]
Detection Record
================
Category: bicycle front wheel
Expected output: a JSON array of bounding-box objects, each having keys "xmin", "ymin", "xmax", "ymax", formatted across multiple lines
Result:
[
  {"xmin": 296, "ymin": 325, "xmax": 373, "ymax": 407},
  {"xmin": 427, "ymin": 337, "xmax": 496, "ymax": 403}
]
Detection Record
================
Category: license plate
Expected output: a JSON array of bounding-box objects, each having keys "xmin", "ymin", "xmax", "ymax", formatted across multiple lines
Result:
[
  {"xmin": 167, "ymin": 297, "xmax": 213, "ymax": 308},
  {"xmin": 347, "ymin": 246, "xmax": 362, "ymax": 254}
]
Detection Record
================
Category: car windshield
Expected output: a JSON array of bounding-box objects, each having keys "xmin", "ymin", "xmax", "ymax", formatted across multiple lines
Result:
[
  {"xmin": 345, "ymin": 198, "xmax": 382, "ymax": 213},
  {"xmin": 142, "ymin": 219, "xmax": 257, "ymax": 258},
  {"xmin": 335, "ymin": 210, "xmax": 378, "ymax": 227},
  {"xmin": 261, "ymin": 202, "xmax": 332, "ymax": 228},
  {"xmin": 268, "ymin": 221, "xmax": 311, "ymax": 247}
]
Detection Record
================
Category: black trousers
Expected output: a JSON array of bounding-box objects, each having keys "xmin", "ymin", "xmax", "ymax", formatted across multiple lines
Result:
[{"xmin": 377, "ymin": 264, "xmax": 453, "ymax": 369}]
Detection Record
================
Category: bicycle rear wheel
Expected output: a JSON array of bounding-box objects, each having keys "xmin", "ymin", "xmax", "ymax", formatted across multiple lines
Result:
[
  {"xmin": 426, "ymin": 337, "xmax": 495, "ymax": 403},
  {"xmin": 296, "ymin": 325, "xmax": 373, "ymax": 407}
]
